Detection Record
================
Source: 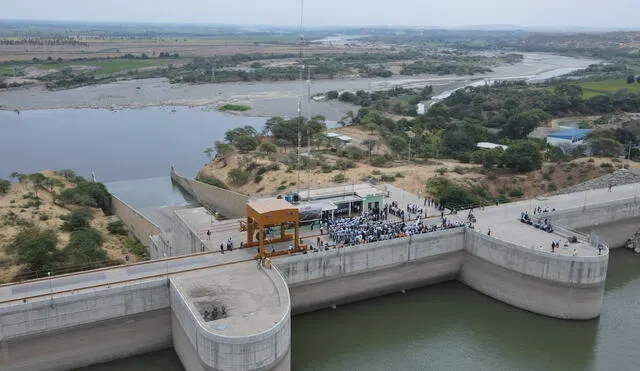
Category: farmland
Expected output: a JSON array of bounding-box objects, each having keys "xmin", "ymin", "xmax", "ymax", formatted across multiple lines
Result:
[
  {"xmin": 576, "ymin": 79, "xmax": 640, "ymax": 98},
  {"xmin": 34, "ymin": 58, "xmax": 188, "ymax": 76}
]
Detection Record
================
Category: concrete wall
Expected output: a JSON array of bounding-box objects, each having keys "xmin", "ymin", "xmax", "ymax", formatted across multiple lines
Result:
[
  {"xmin": 460, "ymin": 230, "xmax": 608, "ymax": 319},
  {"xmin": 168, "ymin": 210, "xmax": 202, "ymax": 257},
  {"xmin": 0, "ymin": 279, "xmax": 171, "ymax": 371},
  {"xmin": 170, "ymin": 267, "xmax": 291, "ymax": 371},
  {"xmin": 171, "ymin": 167, "xmax": 249, "ymax": 219},
  {"xmin": 548, "ymin": 197, "xmax": 640, "ymax": 230},
  {"xmin": 275, "ymin": 228, "xmax": 466, "ymax": 314},
  {"xmin": 112, "ymin": 195, "xmax": 161, "ymax": 247},
  {"xmin": 276, "ymin": 227, "xmax": 608, "ymax": 320}
]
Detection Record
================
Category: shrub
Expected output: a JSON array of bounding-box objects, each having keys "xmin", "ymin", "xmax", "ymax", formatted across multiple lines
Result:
[
  {"xmin": 6, "ymin": 227, "xmax": 59, "ymax": 272},
  {"xmin": 256, "ymin": 187, "xmax": 265, "ymax": 193},
  {"xmin": 219, "ymin": 104, "xmax": 250, "ymax": 112},
  {"xmin": 427, "ymin": 177, "xmax": 480, "ymax": 209},
  {"xmin": 547, "ymin": 183, "xmax": 557, "ymax": 191},
  {"xmin": 107, "ymin": 220, "xmax": 128, "ymax": 235},
  {"xmin": 327, "ymin": 90, "xmax": 339, "ymax": 99},
  {"xmin": 335, "ymin": 158, "xmax": 356, "ymax": 170},
  {"xmin": 277, "ymin": 185, "xmax": 287, "ymax": 191},
  {"xmin": 227, "ymin": 168, "xmax": 250, "ymax": 185},
  {"xmin": 436, "ymin": 167, "xmax": 448, "ymax": 176},
  {"xmin": 458, "ymin": 152, "xmax": 472, "ymax": 164},
  {"xmin": 380, "ymin": 174, "xmax": 396, "ymax": 182},
  {"xmin": 371, "ymin": 155, "xmax": 388, "ymax": 167},
  {"xmin": 394, "ymin": 172, "xmax": 404, "ymax": 178},
  {"xmin": 59, "ymin": 180, "xmax": 111, "ymax": 212},
  {"xmin": 0, "ymin": 179, "xmax": 10, "ymax": 194},
  {"xmin": 254, "ymin": 174, "xmax": 263, "ymax": 184},
  {"xmin": 196, "ymin": 175, "xmax": 229, "ymax": 189},
  {"xmin": 372, "ymin": 170, "xmax": 382, "ymax": 175},
  {"xmin": 266, "ymin": 163, "xmax": 280, "ymax": 172},
  {"xmin": 125, "ymin": 237, "xmax": 148, "ymax": 259},
  {"xmin": 342, "ymin": 145, "xmax": 365, "ymax": 160},
  {"xmin": 600, "ymin": 162, "xmax": 613, "ymax": 168},
  {"xmin": 259, "ymin": 142, "xmax": 277, "ymax": 153},
  {"xmin": 332, "ymin": 174, "xmax": 347, "ymax": 183},
  {"xmin": 508, "ymin": 188, "xmax": 524, "ymax": 198},
  {"xmin": 39, "ymin": 214, "xmax": 50, "ymax": 221},
  {"xmin": 61, "ymin": 207, "xmax": 94, "ymax": 232},
  {"xmin": 453, "ymin": 166, "xmax": 465, "ymax": 174},
  {"xmin": 321, "ymin": 164, "xmax": 333, "ymax": 173}
]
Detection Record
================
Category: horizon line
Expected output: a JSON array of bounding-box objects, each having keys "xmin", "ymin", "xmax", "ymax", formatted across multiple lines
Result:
[{"xmin": 1, "ymin": 18, "xmax": 639, "ymax": 33}]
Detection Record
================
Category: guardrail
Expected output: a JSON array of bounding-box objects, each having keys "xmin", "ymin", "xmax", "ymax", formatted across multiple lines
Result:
[{"xmin": 0, "ymin": 257, "xmax": 256, "ymax": 306}]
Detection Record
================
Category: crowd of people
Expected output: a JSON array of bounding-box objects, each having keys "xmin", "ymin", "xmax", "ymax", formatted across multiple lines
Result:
[
  {"xmin": 325, "ymin": 213, "xmax": 464, "ymax": 247},
  {"xmin": 520, "ymin": 210, "xmax": 554, "ymax": 233}
]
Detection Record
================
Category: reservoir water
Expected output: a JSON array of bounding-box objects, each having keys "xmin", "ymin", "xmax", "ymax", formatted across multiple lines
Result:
[{"xmin": 0, "ymin": 106, "xmax": 264, "ymax": 183}]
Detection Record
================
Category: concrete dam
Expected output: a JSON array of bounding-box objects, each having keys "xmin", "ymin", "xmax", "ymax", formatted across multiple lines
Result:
[{"xmin": 2, "ymin": 182, "xmax": 639, "ymax": 371}]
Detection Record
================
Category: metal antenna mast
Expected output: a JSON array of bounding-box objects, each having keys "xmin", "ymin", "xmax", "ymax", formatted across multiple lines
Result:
[{"xmin": 296, "ymin": 0, "xmax": 305, "ymax": 195}]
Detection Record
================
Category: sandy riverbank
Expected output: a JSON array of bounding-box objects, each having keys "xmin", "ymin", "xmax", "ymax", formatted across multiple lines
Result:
[{"xmin": 0, "ymin": 53, "xmax": 597, "ymax": 121}]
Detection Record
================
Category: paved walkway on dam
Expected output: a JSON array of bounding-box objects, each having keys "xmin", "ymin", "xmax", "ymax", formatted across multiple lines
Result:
[
  {"xmin": 472, "ymin": 182, "xmax": 640, "ymax": 257},
  {"xmin": 2, "ymin": 181, "xmax": 637, "ymax": 305}
]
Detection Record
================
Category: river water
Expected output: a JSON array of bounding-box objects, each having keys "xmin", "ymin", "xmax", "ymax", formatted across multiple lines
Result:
[{"xmin": 77, "ymin": 248, "xmax": 639, "ymax": 371}]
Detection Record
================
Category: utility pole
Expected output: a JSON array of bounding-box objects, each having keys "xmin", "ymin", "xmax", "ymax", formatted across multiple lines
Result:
[
  {"xmin": 48, "ymin": 272, "xmax": 53, "ymax": 302},
  {"xmin": 296, "ymin": 0, "xmax": 305, "ymax": 197},
  {"xmin": 407, "ymin": 129, "xmax": 415, "ymax": 163}
]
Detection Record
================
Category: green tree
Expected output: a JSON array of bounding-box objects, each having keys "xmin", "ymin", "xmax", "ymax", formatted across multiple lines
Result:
[
  {"xmin": 327, "ymin": 90, "xmax": 339, "ymax": 99},
  {"xmin": 503, "ymin": 109, "xmax": 550, "ymax": 140},
  {"xmin": 28, "ymin": 173, "xmax": 46, "ymax": 197},
  {"xmin": 224, "ymin": 126, "xmax": 257, "ymax": 143},
  {"xmin": 587, "ymin": 136, "xmax": 623, "ymax": 157},
  {"xmin": 627, "ymin": 75, "xmax": 636, "ymax": 84},
  {"xmin": 214, "ymin": 141, "xmax": 234, "ymax": 167},
  {"xmin": 204, "ymin": 147, "xmax": 214, "ymax": 160},
  {"xmin": 61, "ymin": 207, "xmax": 94, "ymax": 232},
  {"xmin": 0, "ymin": 179, "xmax": 10, "ymax": 194},
  {"xmin": 6, "ymin": 227, "xmax": 59, "ymax": 273},
  {"xmin": 259, "ymin": 142, "xmax": 277, "ymax": 153},
  {"xmin": 63, "ymin": 228, "xmax": 107, "ymax": 267},
  {"xmin": 502, "ymin": 141, "xmax": 543, "ymax": 173},
  {"xmin": 235, "ymin": 135, "xmax": 260, "ymax": 153}
]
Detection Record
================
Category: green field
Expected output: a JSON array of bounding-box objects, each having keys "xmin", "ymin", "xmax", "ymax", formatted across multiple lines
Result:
[
  {"xmin": 0, "ymin": 66, "xmax": 14, "ymax": 76},
  {"xmin": 34, "ymin": 58, "xmax": 188, "ymax": 75},
  {"xmin": 576, "ymin": 79, "xmax": 640, "ymax": 98},
  {"xmin": 219, "ymin": 104, "xmax": 251, "ymax": 112}
]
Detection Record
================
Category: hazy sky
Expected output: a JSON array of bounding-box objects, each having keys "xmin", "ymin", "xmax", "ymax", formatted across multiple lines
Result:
[{"xmin": 3, "ymin": 0, "xmax": 639, "ymax": 29}]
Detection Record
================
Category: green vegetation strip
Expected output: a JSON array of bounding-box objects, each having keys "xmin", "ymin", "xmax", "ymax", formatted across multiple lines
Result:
[
  {"xmin": 219, "ymin": 104, "xmax": 251, "ymax": 112},
  {"xmin": 34, "ymin": 58, "xmax": 188, "ymax": 75},
  {"xmin": 575, "ymin": 79, "xmax": 640, "ymax": 98}
]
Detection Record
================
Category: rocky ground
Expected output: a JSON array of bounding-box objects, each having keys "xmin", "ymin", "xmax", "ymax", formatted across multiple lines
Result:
[{"xmin": 551, "ymin": 166, "xmax": 640, "ymax": 195}]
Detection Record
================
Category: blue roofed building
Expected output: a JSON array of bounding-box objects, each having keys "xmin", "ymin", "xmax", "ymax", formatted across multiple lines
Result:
[{"xmin": 546, "ymin": 128, "xmax": 592, "ymax": 147}]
